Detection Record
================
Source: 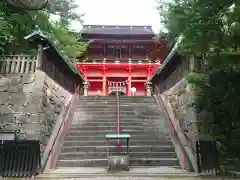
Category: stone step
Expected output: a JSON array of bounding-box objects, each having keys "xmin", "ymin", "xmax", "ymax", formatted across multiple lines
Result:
[
  {"xmin": 56, "ymin": 158, "xmax": 179, "ymax": 167},
  {"xmin": 66, "ymin": 130, "xmax": 166, "ymax": 137},
  {"xmin": 74, "ymin": 111, "xmax": 162, "ymax": 116},
  {"xmin": 68, "ymin": 125, "xmax": 166, "ymax": 131},
  {"xmin": 71, "ymin": 121, "xmax": 167, "ymax": 127},
  {"xmin": 119, "ymin": 102, "xmax": 156, "ymax": 105},
  {"xmin": 74, "ymin": 109, "xmax": 117, "ymax": 113},
  {"xmin": 120, "ymin": 97, "xmax": 155, "ymax": 101},
  {"xmin": 75, "ymin": 102, "xmax": 117, "ymax": 105},
  {"xmin": 119, "ymin": 100, "xmax": 156, "ymax": 103},
  {"xmin": 71, "ymin": 121, "xmax": 165, "ymax": 125},
  {"xmin": 77, "ymin": 99, "xmax": 116, "ymax": 101},
  {"xmin": 78, "ymin": 96, "xmax": 116, "ymax": 99},
  {"xmin": 61, "ymin": 145, "xmax": 175, "ymax": 153},
  {"xmin": 74, "ymin": 106, "xmax": 159, "ymax": 110},
  {"xmin": 73, "ymin": 118, "xmax": 166, "ymax": 123},
  {"xmin": 64, "ymin": 135, "xmax": 170, "ymax": 141},
  {"xmin": 73, "ymin": 114, "xmax": 163, "ymax": 119},
  {"xmin": 74, "ymin": 105, "xmax": 117, "ymax": 108},
  {"xmin": 71, "ymin": 121, "xmax": 167, "ymax": 128},
  {"xmin": 119, "ymin": 104, "xmax": 158, "ymax": 107},
  {"xmin": 63, "ymin": 140, "xmax": 173, "ymax": 147},
  {"xmin": 73, "ymin": 117, "xmax": 165, "ymax": 121},
  {"xmin": 58, "ymin": 151, "xmax": 177, "ymax": 160}
]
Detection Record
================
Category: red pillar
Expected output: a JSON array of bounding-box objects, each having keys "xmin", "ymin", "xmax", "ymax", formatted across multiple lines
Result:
[
  {"xmin": 128, "ymin": 75, "xmax": 131, "ymax": 96},
  {"xmin": 128, "ymin": 65, "xmax": 132, "ymax": 96},
  {"xmin": 103, "ymin": 75, "xmax": 106, "ymax": 96}
]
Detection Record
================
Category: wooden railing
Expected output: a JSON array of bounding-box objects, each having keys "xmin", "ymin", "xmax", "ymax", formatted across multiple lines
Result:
[
  {"xmin": 154, "ymin": 85, "xmax": 197, "ymax": 172},
  {"xmin": 80, "ymin": 57, "xmax": 154, "ymax": 64},
  {"xmin": 0, "ymin": 55, "xmax": 37, "ymax": 74},
  {"xmin": 41, "ymin": 85, "xmax": 80, "ymax": 171}
]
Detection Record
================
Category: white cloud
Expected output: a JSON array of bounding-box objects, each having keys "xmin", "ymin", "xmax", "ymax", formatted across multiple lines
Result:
[{"xmin": 71, "ymin": 0, "xmax": 163, "ymax": 33}]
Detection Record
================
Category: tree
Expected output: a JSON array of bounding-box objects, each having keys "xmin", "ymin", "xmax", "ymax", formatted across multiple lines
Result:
[
  {"xmin": 51, "ymin": 22, "xmax": 87, "ymax": 61},
  {"xmin": 158, "ymin": 0, "xmax": 240, "ymax": 167},
  {"xmin": 0, "ymin": 0, "xmax": 86, "ymax": 59},
  {"xmin": 46, "ymin": 0, "xmax": 84, "ymax": 26}
]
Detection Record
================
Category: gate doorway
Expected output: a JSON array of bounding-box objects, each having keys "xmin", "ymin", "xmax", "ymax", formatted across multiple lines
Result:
[
  {"xmin": 108, "ymin": 86, "xmax": 126, "ymax": 96},
  {"xmin": 109, "ymin": 91, "xmax": 126, "ymax": 96}
]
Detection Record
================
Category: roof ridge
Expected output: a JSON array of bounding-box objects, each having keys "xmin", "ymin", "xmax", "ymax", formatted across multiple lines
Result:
[{"xmin": 83, "ymin": 25, "xmax": 153, "ymax": 29}]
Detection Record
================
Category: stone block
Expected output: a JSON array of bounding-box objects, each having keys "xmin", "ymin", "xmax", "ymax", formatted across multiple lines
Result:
[
  {"xmin": 27, "ymin": 114, "xmax": 45, "ymax": 123},
  {"xmin": 0, "ymin": 92, "xmax": 10, "ymax": 105},
  {"xmin": 0, "ymin": 114, "xmax": 15, "ymax": 124},
  {"xmin": 21, "ymin": 123, "xmax": 46, "ymax": 133},
  {"xmin": 8, "ymin": 85, "xmax": 23, "ymax": 93},
  {"xmin": 12, "ymin": 105, "xmax": 27, "ymax": 113},
  {"xmin": 20, "ymin": 74, "xmax": 35, "ymax": 84},
  {"xmin": 44, "ymin": 108, "xmax": 57, "ymax": 120},
  {"xmin": 26, "ymin": 103, "xmax": 44, "ymax": 113},
  {"xmin": 8, "ymin": 93, "xmax": 27, "ymax": 106},
  {"xmin": 0, "ymin": 106, "xmax": 12, "ymax": 115},
  {"xmin": 18, "ymin": 131, "xmax": 41, "ymax": 140},
  {"xmin": 15, "ymin": 115, "xmax": 28, "ymax": 124},
  {"xmin": 4, "ymin": 123, "xmax": 19, "ymax": 131},
  {"xmin": 0, "ymin": 86, "xmax": 11, "ymax": 92},
  {"xmin": 10, "ymin": 76, "xmax": 21, "ymax": 85},
  {"xmin": 0, "ymin": 77, "xmax": 10, "ymax": 87},
  {"xmin": 27, "ymin": 93, "xmax": 44, "ymax": 104},
  {"xmin": 23, "ymin": 83, "xmax": 34, "ymax": 93}
]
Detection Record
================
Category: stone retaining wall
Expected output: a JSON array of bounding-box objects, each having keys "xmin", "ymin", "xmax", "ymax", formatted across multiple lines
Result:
[
  {"xmin": 0, "ymin": 71, "xmax": 71, "ymax": 153},
  {"xmin": 163, "ymin": 78, "xmax": 198, "ymax": 153}
]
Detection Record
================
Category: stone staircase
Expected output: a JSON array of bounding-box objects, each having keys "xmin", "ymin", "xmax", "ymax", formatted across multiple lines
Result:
[{"xmin": 56, "ymin": 96, "xmax": 180, "ymax": 168}]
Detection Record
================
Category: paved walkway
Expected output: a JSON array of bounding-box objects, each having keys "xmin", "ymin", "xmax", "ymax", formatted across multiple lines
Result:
[
  {"xmin": 34, "ymin": 177, "xmax": 229, "ymax": 180},
  {"xmin": 34, "ymin": 167, "xmax": 228, "ymax": 180}
]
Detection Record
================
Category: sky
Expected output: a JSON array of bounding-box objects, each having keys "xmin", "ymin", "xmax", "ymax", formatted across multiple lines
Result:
[{"xmin": 71, "ymin": 0, "xmax": 164, "ymax": 33}]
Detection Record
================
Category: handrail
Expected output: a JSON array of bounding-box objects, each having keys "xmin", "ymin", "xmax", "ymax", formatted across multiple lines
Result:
[
  {"xmin": 40, "ymin": 85, "xmax": 80, "ymax": 171},
  {"xmin": 116, "ymin": 91, "xmax": 120, "ymax": 152},
  {"xmin": 154, "ymin": 85, "xmax": 197, "ymax": 172}
]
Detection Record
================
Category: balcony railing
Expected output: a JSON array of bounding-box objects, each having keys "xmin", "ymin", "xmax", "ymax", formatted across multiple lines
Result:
[{"xmin": 77, "ymin": 57, "xmax": 160, "ymax": 64}]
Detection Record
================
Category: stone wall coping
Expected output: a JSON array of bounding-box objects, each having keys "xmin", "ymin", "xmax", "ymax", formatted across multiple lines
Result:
[
  {"xmin": 40, "ymin": 94, "xmax": 72, "ymax": 171},
  {"xmin": 160, "ymin": 93, "xmax": 198, "ymax": 172}
]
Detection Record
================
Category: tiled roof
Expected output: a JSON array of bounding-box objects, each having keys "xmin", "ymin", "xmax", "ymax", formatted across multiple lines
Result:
[
  {"xmin": 82, "ymin": 25, "xmax": 154, "ymax": 35},
  {"xmin": 24, "ymin": 30, "xmax": 84, "ymax": 80}
]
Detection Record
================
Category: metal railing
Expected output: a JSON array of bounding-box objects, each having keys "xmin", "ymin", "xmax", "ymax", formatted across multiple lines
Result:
[
  {"xmin": 40, "ymin": 85, "xmax": 81, "ymax": 171},
  {"xmin": 154, "ymin": 85, "xmax": 196, "ymax": 172},
  {"xmin": 116, "ymin": 91, "xmax": 120, "ymax": 152}
]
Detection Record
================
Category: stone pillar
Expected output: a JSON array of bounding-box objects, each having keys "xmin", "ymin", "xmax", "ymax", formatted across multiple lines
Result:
[
  {"xmin": 83, "ymin": 81, "xmax": 90, "ymax": 96},
  {"xmin": 102, "ymin": 75, "xmax": 106, "ymax": 96},
  {"xmin": 128, "ymin": 75, "xmax": 131, "ymax": 96},
  {"xmin": 145, "ymin": 82, "xmax": 152, "ymax": 96}
]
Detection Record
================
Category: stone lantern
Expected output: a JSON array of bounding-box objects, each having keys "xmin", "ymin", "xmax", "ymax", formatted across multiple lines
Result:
[{"xmin": 7, "ymin": 0, "xmax": 48, "ymax": 10}]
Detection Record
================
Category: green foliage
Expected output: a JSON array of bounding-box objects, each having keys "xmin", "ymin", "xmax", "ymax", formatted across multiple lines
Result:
[
  {"xmin": 0, "ymin": 0, "xmax": 86, "ymax": 59},
  {"xmin": 186, "ymin": 72, "xmax": 208, "ymax": 86},
  {"xmin": 46, "ymin": 0, "xmax": 84, "ymax": 26},
  {"xmin": 52, "ymin": 23, "xmax": 87, "ymax": 61},
  {"xmin": 158, "ymin": 0, "xmax": 240, "ymax": 165}
]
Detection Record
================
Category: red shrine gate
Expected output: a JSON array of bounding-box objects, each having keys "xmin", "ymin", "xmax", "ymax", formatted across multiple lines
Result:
[
  {"xmin": 75, "ymin": 25, "xmax": 168, "ymax": 96},
  {"xmin": 75, "ymin": 63, "xmax": 160, "ymax": 96}
]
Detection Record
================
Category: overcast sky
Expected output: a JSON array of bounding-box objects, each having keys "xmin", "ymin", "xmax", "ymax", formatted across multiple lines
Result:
[{"xmin": 71, "ymin": 0, "xmax": 163, "ymax": 33}]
